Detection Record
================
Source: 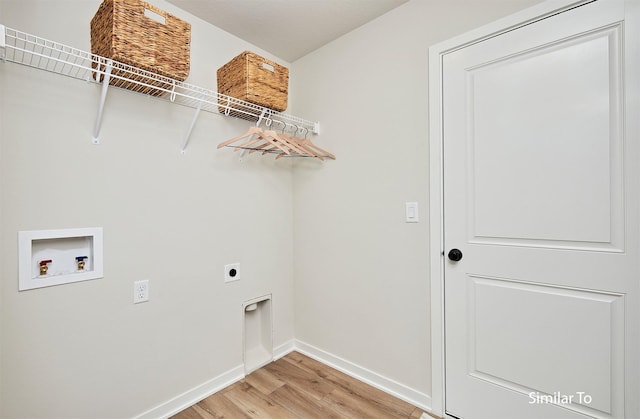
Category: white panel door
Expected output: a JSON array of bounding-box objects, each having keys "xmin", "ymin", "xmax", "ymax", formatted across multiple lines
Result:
[{"xmin": 442, "ymin": 0, "xmax": 639, "ymax": 418}]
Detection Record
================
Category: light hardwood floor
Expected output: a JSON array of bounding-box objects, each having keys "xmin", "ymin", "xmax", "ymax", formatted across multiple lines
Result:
[{"xmin": 172, "ymin": 351, "xmax": 429, "ymax": 418}]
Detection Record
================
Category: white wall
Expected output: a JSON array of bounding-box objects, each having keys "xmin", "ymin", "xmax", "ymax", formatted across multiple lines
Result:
[
  {"xmin": 0, "ymin": 1, "xmax": 295, "ymax": 417},
  {"xmin": 291, "ymin": 0, "xmax": 545, "ymax": 407},
  {"xmin": 0, "ymin": 0, "xmax": 548, "ymax": 417}
]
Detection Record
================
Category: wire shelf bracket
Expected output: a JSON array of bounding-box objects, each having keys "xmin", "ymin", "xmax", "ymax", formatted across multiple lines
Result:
[
  {"xmin": 92, "ymin": 59, "xmax": 112, "ymax": 144},
  {"xmin": 180, "ymin": 97, "xmax": 203, "ymax": 154},
  {"xmin": 0, "ymin": 24, "xmax": 320, "ymax": 152}
]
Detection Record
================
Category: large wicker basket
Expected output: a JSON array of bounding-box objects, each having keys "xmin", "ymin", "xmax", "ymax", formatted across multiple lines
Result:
[
  {"xmin": 90, "ymin": 0, "xmax": 191, "ymax": 95},
  {"xmin": 217, "ymin": 51, "xmax": 289, "ymax": 112}
]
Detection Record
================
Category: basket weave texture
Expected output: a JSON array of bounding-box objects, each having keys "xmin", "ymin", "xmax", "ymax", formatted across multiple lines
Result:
[
  {"xmin": 217, "ymin": 51, "xmax": 289, "ymax": 112},
  {"xmin": 90, "ymin": 0, "xmax": 191, "ymax": 95}
]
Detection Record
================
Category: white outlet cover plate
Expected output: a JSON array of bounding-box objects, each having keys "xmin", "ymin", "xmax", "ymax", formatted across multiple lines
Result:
[{"xmin": 134, "ymin": 279, "xmax": 149, "ymax": 304}]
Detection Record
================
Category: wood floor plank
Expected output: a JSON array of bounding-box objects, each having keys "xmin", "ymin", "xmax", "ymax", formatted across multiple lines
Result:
[
  {"xmin": 325, "ymin": 388, "xmax": 413, "ymax": 419},
  {"xmin": 195, "ymin": 391, "xmax": 252, "ymax": 419},
  {"xmin": 323, "ymin": 386, "xmax": 402, "ymax": 419},
  {"xmin": 222, "ymin": 381, "xmax": 299, "ymax": 418},
  {"xmin": 325, "ymin": 369, "xmax": 417, "ymax": 417},
  {"xmin": 172, "ymin": 406, "xmax": 208, "ymax": 419},
  {"xmin": 286, "ymin": 353, "xmax": 417, "ymax": 417},
  {"xmin": 189, "ymin": 404, "xmax": 216, "ymax": 419},
  {"xmin": 244, "ymin": 367, "xmax": 286, "ymax": 396},
  {"xmin": 269, "ymin": 384, "xmax": 344, "ymax": 419},
  {"xmin": 171, "ymin": 351, "xmax": 427, "ymax": 419},
  {"xmin": 262, "ymin": 357, "xmax": 335, "ymax": 401},
  {"xmin": 281, "ymin": 351, "xmax": 333, "ymax": 379}
]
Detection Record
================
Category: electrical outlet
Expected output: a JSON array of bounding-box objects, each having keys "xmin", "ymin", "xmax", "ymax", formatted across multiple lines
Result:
[
  {"xmin": 224, "ymin": 263, "xmax": 240, "ymax": 283},
  {"xmin": 133, "ymin": 280, "xmax": 149, "ymax": 304}
]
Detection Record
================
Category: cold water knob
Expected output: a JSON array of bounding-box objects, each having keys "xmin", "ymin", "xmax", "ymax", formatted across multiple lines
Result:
[{"xmin": 76, "ymin": 256, "xmax": 88, "ymax": 271}]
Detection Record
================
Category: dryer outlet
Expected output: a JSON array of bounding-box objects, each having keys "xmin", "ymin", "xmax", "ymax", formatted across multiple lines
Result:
[{"xmin": 224, "ymin": 263, "xmax": 240, "ymax": 282}]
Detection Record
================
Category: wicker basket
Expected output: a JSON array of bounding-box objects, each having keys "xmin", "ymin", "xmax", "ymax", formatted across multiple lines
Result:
[
  {"xmin": 90, "ymin": 0, "xmax": 191, "ymax": 95},
  {"xmin": 217, "ymin": 51, "xmax": 289, "ymax": 112}
]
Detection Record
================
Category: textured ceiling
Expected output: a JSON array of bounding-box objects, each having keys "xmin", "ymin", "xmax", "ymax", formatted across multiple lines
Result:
[{"xmin": 165, "ymin": 0, "xmax": 409, "ymax": 62}]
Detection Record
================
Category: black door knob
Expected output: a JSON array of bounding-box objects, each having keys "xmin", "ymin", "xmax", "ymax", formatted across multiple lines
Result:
[{"xmin": 448, "ymin": 248, "xmax": 463, "ymax": 261}]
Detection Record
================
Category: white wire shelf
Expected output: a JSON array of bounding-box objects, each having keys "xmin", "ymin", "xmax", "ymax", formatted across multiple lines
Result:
[{"xmin": 0, "ymin": 24, "xmax": 320, "ymax": 152}]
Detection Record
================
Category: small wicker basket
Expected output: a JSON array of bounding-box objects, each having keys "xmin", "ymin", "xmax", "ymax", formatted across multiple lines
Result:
[
  {"xmin": 217, "ymin": 51, "xmax": 289, "ymax": 112},
  {"xmin": 90, "ymin": 0, "xmax": 191, "ymax": 95}
]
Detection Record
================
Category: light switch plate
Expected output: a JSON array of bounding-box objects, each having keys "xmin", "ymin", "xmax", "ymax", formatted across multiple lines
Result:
[{"xmin": 406, "ymin": 202, "xmax": 419, "ymax": 223}]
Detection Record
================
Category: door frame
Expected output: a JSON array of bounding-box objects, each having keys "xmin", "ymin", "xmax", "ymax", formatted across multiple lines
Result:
[{"xmin": 427, "ymin": 0, "xmax": 595, "ymax": 416}]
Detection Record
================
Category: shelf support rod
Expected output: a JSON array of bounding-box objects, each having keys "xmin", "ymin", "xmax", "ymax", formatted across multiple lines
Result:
[
  {"xmin": 180, "ymin": 98, "xmax": 203, "ymax": 154},
  {"xmin": 92, "ymin": 60, "xmax": 113, "ymax": 144}
]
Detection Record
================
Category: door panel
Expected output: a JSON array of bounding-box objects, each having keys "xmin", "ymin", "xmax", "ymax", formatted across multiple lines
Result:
[
  {"xmin": 442, "ymin": 0, "xmax": 636, "ymax": 418},
  {"xmin": 469, "ymin": 276, "xmax": 623, "ymax": 415},
  {"xmin": 469, "ymin": 26, "xmax": 623, "ymax": 251}
]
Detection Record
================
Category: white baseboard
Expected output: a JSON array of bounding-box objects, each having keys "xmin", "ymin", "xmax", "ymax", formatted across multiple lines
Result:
[
  {"xmin": 133, "ymin": 340, "xmax": 296, "ymax": 419},
  {"xmin": 273, "ymin": 339, "xmax": 296, "ymax": 360},
  {"xmin": 294, "ymin": 340, "xmax": 432, "ymax": 413},
  {"xmin": 134, "ymin": 364, "xmax": 244, "ymax": 419},
  {"xmin": 134, "ymin": 339, "xmax": 432, "ymax": 418}
]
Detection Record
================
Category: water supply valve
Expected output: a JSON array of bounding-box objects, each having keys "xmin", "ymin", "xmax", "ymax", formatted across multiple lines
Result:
[
  {"xmin": 76, "ymin": 256, "xmax": 88, "ymax": 271},
  {"xmin": 39, "ymin": 259, "xmax": 52, "ymax": 276}
]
